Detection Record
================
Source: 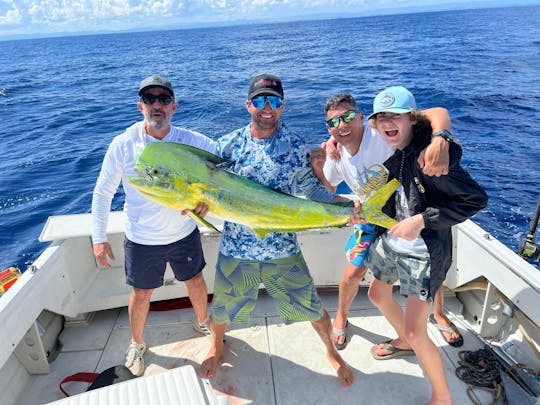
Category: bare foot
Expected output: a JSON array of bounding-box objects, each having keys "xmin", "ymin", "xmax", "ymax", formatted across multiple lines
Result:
[
  {"xmin": 200, "ymin": 341, "xmax": 223, "ymax": 379},
  {"xmin": 327, "ymin": 350, "xmax": 354, "ymax": 387}
]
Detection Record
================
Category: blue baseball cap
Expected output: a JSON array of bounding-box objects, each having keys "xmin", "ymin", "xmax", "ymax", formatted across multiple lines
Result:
[{"xmin": 368, "ymin": 86, "xmax": 416, "ymax": 119}]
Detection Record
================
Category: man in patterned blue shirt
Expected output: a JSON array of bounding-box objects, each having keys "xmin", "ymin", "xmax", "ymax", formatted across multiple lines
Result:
[{"xmin": 200, "ymin": 73, "xmax": 355, "ymax": 387}]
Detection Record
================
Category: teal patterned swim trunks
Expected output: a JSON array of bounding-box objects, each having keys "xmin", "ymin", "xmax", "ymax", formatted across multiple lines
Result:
[
  {"xmin": 210, "ymin": 252, "xmax": 324, "ymax": 325},
  {"xmin": 366, "ymin": 236, "xmax": 432, "ymax": 302},
  {"xmin": 345, "ymin": 223, "xmax": 375, "ymax": 266}
]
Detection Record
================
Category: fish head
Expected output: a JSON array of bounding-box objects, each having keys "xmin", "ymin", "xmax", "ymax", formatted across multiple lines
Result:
[
  {"xmin": 127, "ymin": 143, "xmax": 195, "ymax": 207},
  {"xmin": 128, "ymin": 160, "xmax": 188, "ymax": 206}
]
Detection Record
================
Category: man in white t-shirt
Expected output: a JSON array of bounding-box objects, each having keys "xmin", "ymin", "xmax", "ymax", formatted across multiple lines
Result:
[
  {"xmin": 91, "ymin": 75, "xmax": 217, "ymax": 376},
  {"xmin": 318, "ymin": 93, "xmax": 458, "ymax": 351}
]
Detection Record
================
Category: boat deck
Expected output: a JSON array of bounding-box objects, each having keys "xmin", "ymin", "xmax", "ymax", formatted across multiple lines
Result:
[{"xmin": 19, "ymin": 289, "xmax": 490, "ymax": 405}]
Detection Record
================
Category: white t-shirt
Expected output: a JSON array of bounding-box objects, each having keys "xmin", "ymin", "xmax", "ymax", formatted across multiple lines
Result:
[
  {"xmin": 323, "ymin": 124, "xmax": 427, "ymax": 254},
  {"xmin": 384, "ymin": 187, "xmax": 429, "ymax": 254},
  {"xmin": 323, "ymin": 125, "xmax": 394, "ymax": 202},
  {"xmin": 92, "ymin": 121, "xmax": 217, "ymax": 245}
]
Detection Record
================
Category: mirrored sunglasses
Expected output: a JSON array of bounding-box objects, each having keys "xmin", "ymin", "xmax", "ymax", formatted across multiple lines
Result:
[
  {"xmin": 251, "ymin": 95, "xmax": 283, "ymax": 110},
  {"xmin": 326, "ymin": 110, "xmax": 357, "ymax": 128}
]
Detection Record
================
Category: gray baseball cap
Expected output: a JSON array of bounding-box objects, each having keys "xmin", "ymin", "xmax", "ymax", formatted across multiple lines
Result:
[{"xmin": 138, "ymin": 75, "xmax": 174, "ymax": 96}]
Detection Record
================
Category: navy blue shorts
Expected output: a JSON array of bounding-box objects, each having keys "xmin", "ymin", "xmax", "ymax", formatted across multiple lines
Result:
[{"xmin": 124, "ymin": 228, "xmax": 206, "ymax": 289}]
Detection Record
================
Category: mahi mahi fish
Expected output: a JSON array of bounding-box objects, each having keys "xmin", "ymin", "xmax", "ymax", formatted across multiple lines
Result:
[{"xmin": 127, "ymin": 142, "xmax": 399, "ymax": 237}]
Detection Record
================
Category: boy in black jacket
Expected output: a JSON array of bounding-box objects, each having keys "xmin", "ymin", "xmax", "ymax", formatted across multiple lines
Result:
[{"xmin": 365, "ymin": 86, "xmax": 488, "ymax": 405}]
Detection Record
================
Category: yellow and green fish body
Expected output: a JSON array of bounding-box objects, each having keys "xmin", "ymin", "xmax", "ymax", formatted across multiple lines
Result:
[{"xmin": 127, "ymin": 142, "xmax": 399, "ymax": 237}]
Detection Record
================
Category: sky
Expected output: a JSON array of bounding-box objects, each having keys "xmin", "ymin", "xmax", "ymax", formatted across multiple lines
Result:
[{"xmin": 0, "ymin": 0, "xmax": 537, "ymax": 40}]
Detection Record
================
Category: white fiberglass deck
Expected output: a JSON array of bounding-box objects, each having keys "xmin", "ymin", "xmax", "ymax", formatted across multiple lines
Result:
[{"xmin": 16, "ymin": 289, "xmax": 490, "ymax": 405}]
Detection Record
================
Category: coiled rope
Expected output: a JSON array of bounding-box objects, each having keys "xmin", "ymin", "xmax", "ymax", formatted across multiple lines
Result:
[{"xmin": 455, "ymin": 347, "xmax": 505, "ymax": 405}]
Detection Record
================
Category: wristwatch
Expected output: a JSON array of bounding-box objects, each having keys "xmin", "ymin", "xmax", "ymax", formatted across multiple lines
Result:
[{"xmin": 431, "ymin": 129, "xmax": 455, "ymax": 142}]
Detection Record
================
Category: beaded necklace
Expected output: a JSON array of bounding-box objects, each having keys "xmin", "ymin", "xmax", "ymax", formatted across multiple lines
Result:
[{"xmin": 398, "ymin": 150, "xmax": 405, "ymax": 184}]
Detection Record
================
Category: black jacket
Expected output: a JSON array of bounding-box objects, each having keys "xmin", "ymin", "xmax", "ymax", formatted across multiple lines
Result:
[{"xmin": 375, "ymin": 131, "xmax": 488, "ymax": 298}]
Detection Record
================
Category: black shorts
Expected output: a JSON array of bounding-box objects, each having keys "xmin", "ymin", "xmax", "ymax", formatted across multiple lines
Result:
[{"xmin": 124, "ymin": 228, "xmax": 206, "ymax": 289}]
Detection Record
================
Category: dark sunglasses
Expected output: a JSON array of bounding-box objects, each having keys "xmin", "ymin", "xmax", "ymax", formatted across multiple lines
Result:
[
  {"xmin": 251, "ymin": 95, "xmax": 283, "ymax": 110},
  {"xmin": 326, "ymin": 110, "xmax": 358, "ymax": 128},
  {"xmin": 140, "ymin": 93, "xmax": 174, "ymax": 105}
]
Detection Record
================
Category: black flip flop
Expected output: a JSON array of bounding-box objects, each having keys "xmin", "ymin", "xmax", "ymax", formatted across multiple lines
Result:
[{"xmin": 429, "ymin": 314, "xmax": 464, "ymax": 347}]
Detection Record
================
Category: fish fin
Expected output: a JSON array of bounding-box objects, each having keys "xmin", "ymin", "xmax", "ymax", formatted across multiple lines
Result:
[
  {"xmin": 172, "ymin": 143, "xmax": 225, "ymax": 165},
  {"xmin": 284, "ymin": 225, "xmax": 349, "ymax": 233},
  {"xmin": 362, "ymin": 179, "xmax": 400, "ymax": 229},
  {"xmin": 186, "ymin": 210, "xmax": 222, "ymax": 233},
  {"xmin": 326, "ymin": 200, "xmax": 355, "ymax": 208},
  {"xmin": 253, "ymin": 228, "xmax": 272, "ymax": 239},
  {"xmin": 368, "ymin": 213, "xmax": 399, "ymax": 229},
  {"xmin": 253, "ymin": 224, "xmax": 348, "ymax": 238}
]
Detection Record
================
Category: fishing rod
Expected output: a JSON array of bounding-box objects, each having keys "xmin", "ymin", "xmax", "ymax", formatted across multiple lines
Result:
[{"xmin": 518, "ymin": 193, "xmax": 540, "ymax": 261}]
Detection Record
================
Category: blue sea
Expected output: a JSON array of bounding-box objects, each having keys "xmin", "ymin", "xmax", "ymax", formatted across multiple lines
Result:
[{"xmin": 1, "ymin": 5, "xmax": 539, "ymax": 271}]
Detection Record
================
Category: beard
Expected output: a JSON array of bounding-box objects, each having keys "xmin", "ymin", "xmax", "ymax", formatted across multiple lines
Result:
[
  {"xmin": 252, "ymin": 114, "xmax": 279, "ymax": 132},
  {"xmin": 145, "ymin": 110, "xmax": 170, "ymax": 131}
]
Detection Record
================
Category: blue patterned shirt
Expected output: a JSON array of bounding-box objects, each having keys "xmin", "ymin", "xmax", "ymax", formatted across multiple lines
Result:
[{"xmin": 215, "ymin": 121, "xmax": 335, "ymax": 260}]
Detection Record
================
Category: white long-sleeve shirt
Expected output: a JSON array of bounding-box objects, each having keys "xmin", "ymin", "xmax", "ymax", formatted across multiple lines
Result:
[{"xmin": 91, "ymin": 121, "xmax": 217, "ymax": 245}]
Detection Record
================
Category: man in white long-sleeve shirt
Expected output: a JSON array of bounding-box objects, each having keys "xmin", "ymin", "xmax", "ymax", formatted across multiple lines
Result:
[{"xmin": 91, "ymin": 75, "xmax": 216, "ymax": 376}]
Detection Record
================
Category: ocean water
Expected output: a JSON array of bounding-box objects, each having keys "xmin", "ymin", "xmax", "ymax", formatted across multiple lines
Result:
[{"xmin": 0, "ymin": 5, "xmax": 539, "ymax": 271}]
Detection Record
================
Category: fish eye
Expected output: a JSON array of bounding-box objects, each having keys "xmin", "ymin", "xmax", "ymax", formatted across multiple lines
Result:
[
  {"xmin": 146, "ymin": 167, "xmax": 160, "ymax": 177},
  {"xmin": 144, "ymin": 167, "xmax": 161, "ymax": 180}
]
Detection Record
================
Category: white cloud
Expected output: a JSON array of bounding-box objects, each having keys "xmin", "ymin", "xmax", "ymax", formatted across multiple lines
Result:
[
  {"xmin": 0, "ymin": 0, "xmax": 529, "ymax": 38},
  {"xmin": 0, "ymin": 1, "xmax": 21, "ymax": 25}
]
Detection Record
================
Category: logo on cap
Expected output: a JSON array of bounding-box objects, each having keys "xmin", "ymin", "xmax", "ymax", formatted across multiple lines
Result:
[
  {"xmin": 379, "ymin": 92, "xmax": 395, "ymax": 107},
  {"xmin": 255, "ymin": 79, "xmax": 278, "ymax": 88}
]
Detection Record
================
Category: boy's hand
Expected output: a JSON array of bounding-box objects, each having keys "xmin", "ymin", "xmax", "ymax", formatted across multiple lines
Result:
[{"xmin": 388, "ymin": 214, "xmax": 425, "ymax": 240}]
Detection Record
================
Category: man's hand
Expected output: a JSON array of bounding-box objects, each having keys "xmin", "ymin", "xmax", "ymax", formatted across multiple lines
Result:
[
  {"xmin": 310, "ymin": 147, "xmax": 326, "ymax": 174},
  {"xmin": 182, "ymin": 202, "xmax": 210, "ymax": 218},
  {"xmin": 321, "ymin": 136, "xmax": 342, "ymax": 160},
  {"xmin": 418, "ymin": 136, "xmax": 449, "ymax": 176},
  {"xmin": 310, "ymin": 147, "xmax": 336, "ymax": 192},
  {"xmin": 347, "ymin": 200, "xmax": 366, "ymax": 225},
  {"xmin": 388, "ymin": 214, "xmax": 425, "ymax": 240},
  {"xmin": 93, "ymin": 242, "xmax": 115, "ymax": 269}
]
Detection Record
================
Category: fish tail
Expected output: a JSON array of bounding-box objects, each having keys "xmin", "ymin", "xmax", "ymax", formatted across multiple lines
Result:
[{"xmin": 362, "ymin": 179, "xmax": 400, "ymax": 229}]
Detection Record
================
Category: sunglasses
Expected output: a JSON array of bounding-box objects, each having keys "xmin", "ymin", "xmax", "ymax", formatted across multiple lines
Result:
[
  {"xmin": 140, "ymin": 93, "xmax": 174, "ymax": 105},
  {"xmin": 251, "ymin": 95, "xmax": 283, "ymax": 110},
  {"xmin": 326, "ymin": 110, "xmax": 358, "ymax": 128}
]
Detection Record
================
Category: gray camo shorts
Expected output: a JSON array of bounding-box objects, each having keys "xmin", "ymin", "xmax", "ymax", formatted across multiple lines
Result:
[{"xmin": 366, "ymin": 236, "xmax": 432, "ymax": 302}]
